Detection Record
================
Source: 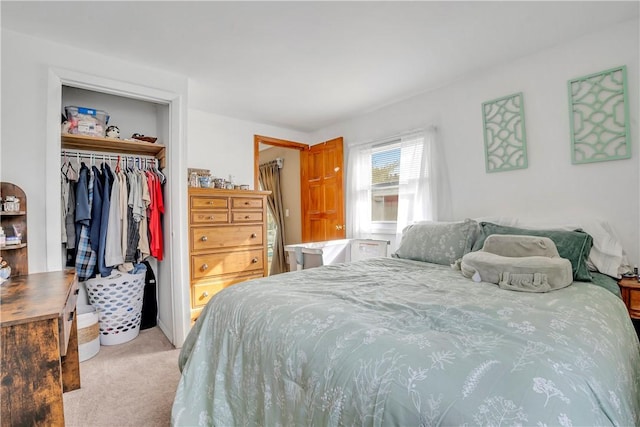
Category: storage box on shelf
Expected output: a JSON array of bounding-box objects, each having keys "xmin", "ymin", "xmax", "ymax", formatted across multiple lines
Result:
[{"xmin": 64, "ymin": 106, "xmax": 110, "ymax": 137}]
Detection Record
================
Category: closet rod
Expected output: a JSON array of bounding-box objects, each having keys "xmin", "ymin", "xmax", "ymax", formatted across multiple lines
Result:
[{"xmin": 61, "ymin": 150, "xmax": 158, "ymax": 167}]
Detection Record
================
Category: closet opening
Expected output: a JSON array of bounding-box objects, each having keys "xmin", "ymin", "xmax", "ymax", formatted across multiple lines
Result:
[{"xmin": 44, "ymin": 68, "xmax": 190, "ymax": 347}]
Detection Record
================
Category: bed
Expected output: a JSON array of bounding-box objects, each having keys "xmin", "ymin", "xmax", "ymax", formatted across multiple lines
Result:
[{"xmin": 172, "ymin": 221, "xmax": 640, "ymax": 426}]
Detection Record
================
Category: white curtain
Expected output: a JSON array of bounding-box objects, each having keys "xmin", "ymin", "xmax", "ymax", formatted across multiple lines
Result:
[
  {"xmin": 346, "ymin": 127, "xmax": 451, "ymax": 245},
  {"xmin": 395, "ymin": 128, "xmax": 452, "ymax": 243},
  {"xmin": 346, "ymin": 143, "xmax": 372, "ymax": 239}
]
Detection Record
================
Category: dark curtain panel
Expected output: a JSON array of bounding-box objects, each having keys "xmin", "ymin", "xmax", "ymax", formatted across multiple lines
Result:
[{"xmin": 259, "ymin": 161, "xmax": 287, "ymax": 275}]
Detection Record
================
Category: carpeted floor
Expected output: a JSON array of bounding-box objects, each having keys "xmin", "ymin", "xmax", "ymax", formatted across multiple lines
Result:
[{"xmin": 63, "ymin": 327, "xmax": 182, "ymax": 427}]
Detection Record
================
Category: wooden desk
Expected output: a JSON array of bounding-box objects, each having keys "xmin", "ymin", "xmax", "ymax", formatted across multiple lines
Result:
[{"xmin": 1, "ymin": 271, "xmax": 80, "ymax": 426}]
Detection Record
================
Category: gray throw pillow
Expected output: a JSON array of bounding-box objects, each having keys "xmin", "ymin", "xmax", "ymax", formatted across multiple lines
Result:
[{"xmin": 392, "ymin": 219, "xmax": 479, "ymax": 265}]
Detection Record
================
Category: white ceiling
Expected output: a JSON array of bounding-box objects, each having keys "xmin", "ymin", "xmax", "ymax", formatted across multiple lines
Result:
[{"xmin": 2, "ymin": 1, "xmax": 638, "ymax": 132}]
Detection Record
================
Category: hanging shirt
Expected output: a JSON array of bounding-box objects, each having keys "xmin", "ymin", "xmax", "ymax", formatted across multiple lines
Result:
[
  {"xmin": 89, "ymin": 165, "xmax": 103, "ymax": 256},
  {"xmin": 75, "ymin": 164, "xmax": 97, "ymax": 282},
  {"xmin": 61, "ymin": 172, "xmax": 68, "ymax": 244},
  {"xmin": 119, "ymin": 170, "xmax": 129, "ymax": 265},
  {"xmin": 65, "ymin": 179, "xmax": 76, "ymax": 249},
  {"xmin": 96, "ymin": 163, "xmax": 113, "ymax": 277},
  {"xmin": 137, "ymin": 170, "xmax": 151, "ymax": 261},
  {"xmin": 105, "ymin": 169, "xmax": 124, "ymax": 267},
  {"xmin": 148, "ymin": 170, "xmax": 164, "ymax": 261},
  {"xmin": 125, "ymin": 170, "xmax": 140, "ymax": 262}
]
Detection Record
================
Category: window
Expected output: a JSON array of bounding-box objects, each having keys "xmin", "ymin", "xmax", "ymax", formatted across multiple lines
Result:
[
  {"xmin": 347, "ymin": 129, "xmax": 441, "ymax": 241},
  {"xmin": 371, "ymin": 143, "xmax": 400, "ymax": 223}
]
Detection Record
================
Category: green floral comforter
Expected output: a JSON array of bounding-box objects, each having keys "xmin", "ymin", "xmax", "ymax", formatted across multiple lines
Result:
[{"xmin": 172, "ymin": 258, "xmax": 640, "ymax": 426}]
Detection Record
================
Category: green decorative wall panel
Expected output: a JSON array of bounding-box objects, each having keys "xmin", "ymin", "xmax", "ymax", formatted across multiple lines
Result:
[
  {"xmin": 482, "ymin": 92, "xmax": 528, "ymax": 173},
  {"xmin": 568, "ymin": 65, "xmax": 630, "ymax": 164}
]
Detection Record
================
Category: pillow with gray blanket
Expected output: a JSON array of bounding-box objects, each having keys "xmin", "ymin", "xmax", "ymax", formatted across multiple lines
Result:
[{"xmin": 461, "ymin": 234, "xmax": 573, "ymax": 292}]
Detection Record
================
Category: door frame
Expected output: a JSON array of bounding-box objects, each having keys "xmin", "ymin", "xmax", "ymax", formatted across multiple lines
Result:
[
  {"xmin": 253, "ymin": 135, "xmax": 308, "ymax": 189},
  {"xmin": 45, "ymin": 68, "xmax": 189, "ymax": 347}
]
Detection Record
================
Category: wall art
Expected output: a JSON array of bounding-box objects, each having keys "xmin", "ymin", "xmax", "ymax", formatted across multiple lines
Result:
[
  {"xmin": 568, "ymin": 65, "xmax": 630, "ymax": 164},
  {"xmin": 482, "ymin": 92, "xmax": 528, "ymax": 173}
]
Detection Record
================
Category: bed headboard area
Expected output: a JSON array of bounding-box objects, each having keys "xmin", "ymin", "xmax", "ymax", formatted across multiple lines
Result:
[{"xmin": 392, "ymin": 217, "xmax": 631, "ymax": 279}]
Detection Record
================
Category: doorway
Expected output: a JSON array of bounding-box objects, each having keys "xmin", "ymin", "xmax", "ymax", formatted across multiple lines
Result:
[{"xmin": 255, "ymin": 136, "xmax": 307, "ymax": 272}]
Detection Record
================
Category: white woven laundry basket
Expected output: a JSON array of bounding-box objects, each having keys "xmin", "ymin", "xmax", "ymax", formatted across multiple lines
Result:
[
  {"xmin": 84, "ymin": 270, "xmax": 146, "ymax": 345},
  {"xmin": 77, "ymin": 304, "xmax": 100, "ymax": 361}
]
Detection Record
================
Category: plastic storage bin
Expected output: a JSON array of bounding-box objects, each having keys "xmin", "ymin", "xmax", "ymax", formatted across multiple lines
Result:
[
  {"xmin": 285, "ymin": 239, "xmax": 389, "ymax": 272},
  {"xmin": 64, "ymin": 105, "xmax": 110, "ymax": 137},
  {"xmin": 84, "ymin": 270, "xmax": 146, "ymax": 345},
  {"xmin": 77, "ymin": 304, "xmax": 100, "ymax": 361}
]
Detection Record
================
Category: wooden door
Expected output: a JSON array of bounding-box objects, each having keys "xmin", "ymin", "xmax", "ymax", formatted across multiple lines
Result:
[{"xmin": 301, "ymin": 137, "xmax": 345, "ymax": 242}]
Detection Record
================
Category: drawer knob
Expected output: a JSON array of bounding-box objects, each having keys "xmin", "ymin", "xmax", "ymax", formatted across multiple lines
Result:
[
  {"xmin": 251, "ymin": 257, "xmax": 259, "ymax": 264},
  {"xmin": 209, "ymin": 216, "xmax": 216, "ymax": 220},
  {"xmin": 201, "ymin": 263, "xmax": 209, "ymax": 271},
  {"xmin": 202, "ymin": 291, "xmax": 209, "ymax": 298},
  {"xmin": 244, "ymin": 215, "xmax": 250, "ymax": 219},
  {"xmin": 244, "ymin": 201, "xmax": 250, "ymax": 205},
  {"xmin": 207, "ymin": 201, "xmax": 214, "ymax": 205},
  {"xmin": 201, "ymin": 235, "xmax": 208, "ymax": 242},
  {"xmin": 251, "ymin": 233, "xmax": 257, "ymax": 238}
]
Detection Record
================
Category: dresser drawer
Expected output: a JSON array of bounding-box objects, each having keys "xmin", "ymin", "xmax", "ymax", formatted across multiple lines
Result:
[
  {"xmin": 59, "ymin": 277, "xmax": 79, "ymax": 356},
  {"xmin": 191, "ymin": 250, "xmax": 264, "ymax": 279},
  {"xmin": 190, "ymin": 211, "xmax": 229, "ymax": 224},
  {"xmin": 232, "ymin": 211, "xmax": 263, "ymax": 223},
  {"xmin": 191, "ymin": 273, "xmax": 263, "ymax": 307},
  {"xmin": 191, "ymin": 226, "xmax": 263, "ymax": 251},
  {"xmin": 232, "ymin": 197, "xmax": 263, "ymax": 210},
  {"xmin": 191, "ymin": 196, "xmax": 228, "ymax": 210}
]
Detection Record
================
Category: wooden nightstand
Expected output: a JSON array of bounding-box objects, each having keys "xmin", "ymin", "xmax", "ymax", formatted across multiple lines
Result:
[{"xmin": 618, "ymin": 277, "xmax": 640, "ymax": 319}]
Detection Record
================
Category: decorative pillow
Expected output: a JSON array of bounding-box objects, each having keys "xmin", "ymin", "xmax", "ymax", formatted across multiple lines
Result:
[
  {"xmin": 471, "ymin": 222, "xmax": 593, "ymax": 281},
  {"xmin": 473, "ymin": 216, "xmax": 629, "ymax": 278},
  {"xmin": 392, "ymin": 219, "xmax": 479, "ymax": 265},
  {"xmin": 461, "ymin": 235, "xmax": 573, "ymax": 292}
]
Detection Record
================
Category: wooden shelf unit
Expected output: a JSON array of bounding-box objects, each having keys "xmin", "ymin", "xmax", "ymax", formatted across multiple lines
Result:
[
  {"xmin": 61, "ymin": 133, "xmax": 166, "ymax": 168},
  {"xmin": 0, "ymin": 182, "xmax": 28, "ymax": 276}
]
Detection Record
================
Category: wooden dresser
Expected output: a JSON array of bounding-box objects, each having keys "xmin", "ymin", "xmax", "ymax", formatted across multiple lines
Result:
[
  {"xmin": 188, "ymin": 188, "xmax": 270, "ymax": 321},
  {"xmin": 1, "ymin": 270, "xmax": 80, "ymax": 426}
]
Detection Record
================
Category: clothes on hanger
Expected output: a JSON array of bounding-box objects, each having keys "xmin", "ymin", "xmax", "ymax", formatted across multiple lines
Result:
[{"xmin": 62, "ymin": 154, "xmax": 166, "ymax": 281}]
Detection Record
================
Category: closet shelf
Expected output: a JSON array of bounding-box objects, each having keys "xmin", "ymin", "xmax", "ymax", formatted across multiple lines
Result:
[
  {"xmin": 61, "ymin": 134, "xmax": 166, "ymax": 168},
  {"xmin": 0, "ymin": 211, "xmax": 26, "ymax": 217},
  {"xmin": 0, "ymin": 243, "xmax": 27, "ymax": 251}
]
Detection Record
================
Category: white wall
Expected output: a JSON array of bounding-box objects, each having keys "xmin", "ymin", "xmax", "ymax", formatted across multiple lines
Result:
[
  {"xmin": 1, "ymin": 29, "xmax": 190, "ymax": 345},
  {"xmin": 312, "ymin": 19, "xmax": 640, "ymax": 265},
  {"xmin": 1, "ymin": 29, "xmax": 188, "ymax": 270},
  {"xmin": 187, "ymin": 109, "xmax": 310, "ymax": 188}
]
